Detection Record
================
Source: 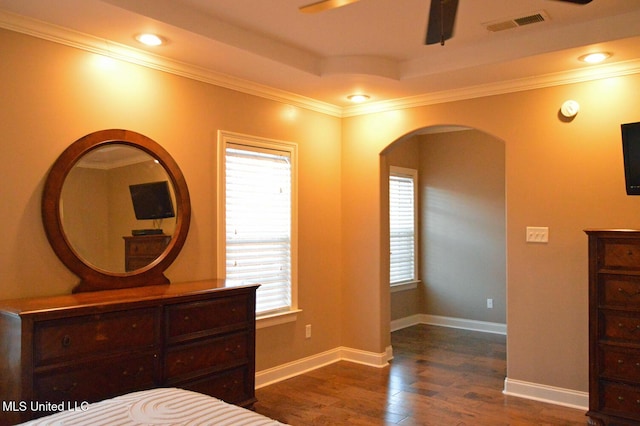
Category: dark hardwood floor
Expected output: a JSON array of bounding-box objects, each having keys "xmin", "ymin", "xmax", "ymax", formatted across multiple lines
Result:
[{"xmin": 253, "ymin": 324, "xmax": 587, "ymax": 425}]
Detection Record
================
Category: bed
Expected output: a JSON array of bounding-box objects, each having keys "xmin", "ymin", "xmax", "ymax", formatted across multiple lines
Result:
[{"xmin": 18, "ymin": 388, "xmax": 287, "ymax": 426}]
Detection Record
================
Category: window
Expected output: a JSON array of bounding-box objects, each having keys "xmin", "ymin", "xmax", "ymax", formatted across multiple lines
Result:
[
  {"xmin": 218, "ymin": 131, "xmax": 298, "ymax": 320},
  {"xmin": 389, "ymin": 166, "xmax": 418, "ymax": 286}
]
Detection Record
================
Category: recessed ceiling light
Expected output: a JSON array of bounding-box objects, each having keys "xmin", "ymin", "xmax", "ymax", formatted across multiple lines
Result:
[
  {"xmin": 135, "ymin": 33, "xmax": 165, "ymax": 46},
  {"xmin": 347, "ymin": 94, "xmax": 370, "ymax": 103},
  {"xmin": 579, "ymin": 52, "xmax": 611, "ymax": 64}
]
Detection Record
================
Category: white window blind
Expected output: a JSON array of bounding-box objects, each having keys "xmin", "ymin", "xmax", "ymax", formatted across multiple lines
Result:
[
  {"xmin": 225, "ymin": 144, "xmax": 292, "ymax": 315},
  {"xmin": 390, "ymin": 169, "xmax": 417, "ymax": 284}
]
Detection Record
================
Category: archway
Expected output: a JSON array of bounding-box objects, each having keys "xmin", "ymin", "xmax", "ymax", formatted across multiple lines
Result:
[{"xmin": 381, "ymin": 125, "xmax": 507, "ymax": 336}]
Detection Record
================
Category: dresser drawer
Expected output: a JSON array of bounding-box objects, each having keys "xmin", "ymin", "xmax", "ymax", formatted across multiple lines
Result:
[
  {"xmin": 126, "ymin": 256, "xmax": 158, "ymax": 271},
  {"xmin": 602, "ymin": 311, "xmax": 640, "ymax": 344},
  {"xmin": 126, "ymin": 236, "xmax": 170, "ymax": 256},
  {"xmin": 0, "ymin": 281, "xmax": 256, "ymax": 424},
  {"xmin": 600, "ymin": 275, "xmax": 640, "ymax": 308},
  {"xmin": 179, "ymin": 366, "xmax": 253, "ymax": 405},
  {"xmin": 601, "ymin": 241, "xmax": 640, "ymax": 270},
  {"xmin": 165, "ymin": 332, "xmax": 248, "ymax": 379},
  {"xmin": 600, "ymin": 381, "xmax": 640, "ymax": 419},
  {"xmin": 34, "ymin": 308, "xmax": 157, "ymax": 366},
  {"xmin": 166, "ymin": 296, "xmax": 249, "ymax": 341},
  {"xmin": 34, "ymin": 352, "xmax": 158, "ymax": 404},
  {"xmin": 600, "ymin": 346, "xmax": 640, "ymax": 383}
]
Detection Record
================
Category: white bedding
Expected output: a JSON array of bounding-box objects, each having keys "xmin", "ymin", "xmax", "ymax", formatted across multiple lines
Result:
[{"xmin": 19, "ymin": 388, "xmax": 287, "ymax": 426}]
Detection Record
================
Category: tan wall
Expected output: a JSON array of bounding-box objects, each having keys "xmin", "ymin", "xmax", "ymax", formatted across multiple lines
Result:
[
  {"xmin": 0, "ymin": 28, "xmax": 342, "ymax": 371},
  {"xmin": 5, "ymin": 24, "xmax": 640, "ymax": 394},
  {"xmin": 384, "ymin": 136, "xmax": 422, "ymax": 321},
  {"xmin": 418, "ymin": 129, "xmax": 506, "ymax": 323},
  {"xmin": 342, "ymin": 76, "xmax": 640, "ymax": 392},
  {"xmin": 61, "ymin": 167, "xmax": 111, "ymax": 270},
  {"xmin": 386, "ymin": 130, "xmax": 506, "ymax": 324}
]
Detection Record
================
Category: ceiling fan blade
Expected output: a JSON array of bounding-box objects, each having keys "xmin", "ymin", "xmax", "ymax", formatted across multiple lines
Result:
[
  {"xmin": 553, "ymin": 0, "xmax": 592, "ymax": 3},
  {"xmin": 299, "ymin": 0, "xmax": 360, "ymax": 14},
  {"xmin": 425, "ymin": 0, "xmax": 459, "ymax": 45}
]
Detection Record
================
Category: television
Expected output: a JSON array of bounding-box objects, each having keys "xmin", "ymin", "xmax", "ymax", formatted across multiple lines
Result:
[
  {"xmin": 129, "ymin": 180, "xmax": 176, "ymax": 220},
  {"xmin": 622, "ymin": 121, "xmax": 640, "ymax": 195}
]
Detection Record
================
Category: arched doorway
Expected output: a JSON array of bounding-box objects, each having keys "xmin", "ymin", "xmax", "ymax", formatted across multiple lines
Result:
[{"xmin": 381, "ymin": 125, "xmax": 507, "ymax": 335}]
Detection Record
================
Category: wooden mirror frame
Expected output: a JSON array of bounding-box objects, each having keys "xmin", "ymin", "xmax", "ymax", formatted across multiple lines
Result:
[{"xmin": 42, "ymin": 129, "xmax": 191, "ymax": 293}]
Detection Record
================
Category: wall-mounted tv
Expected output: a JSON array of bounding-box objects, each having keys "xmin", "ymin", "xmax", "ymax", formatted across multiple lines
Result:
[
  {"xmin": 622, "ymin": 121, "xmax": 640, "ymax": 195},
  {"xmin": 129, "ymin": 180, "xmax": 176, "ymax": 220}
]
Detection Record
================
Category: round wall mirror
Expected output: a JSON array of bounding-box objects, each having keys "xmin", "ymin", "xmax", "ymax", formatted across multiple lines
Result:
[{"xmin": 42, "ymin": 129, "xmax": 191, "ymax": 293}]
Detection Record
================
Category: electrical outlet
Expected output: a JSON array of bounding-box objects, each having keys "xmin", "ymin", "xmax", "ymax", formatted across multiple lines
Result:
[
  {"xmin": 305, "ymin": 324, "xmax": 311, "ymax": 339},
  {"xmin": 526, "ymin": 226, "xmax": 549, "ymax": 243},
  {"xmin": 487, "ymin": 298, "xmax": 493, "ymax": 309}
]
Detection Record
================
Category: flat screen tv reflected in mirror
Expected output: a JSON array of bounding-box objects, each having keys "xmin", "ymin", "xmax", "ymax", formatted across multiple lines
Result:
[{"xmin": 129, "ymin": 180, "xmax": 176, "ymax": 220}]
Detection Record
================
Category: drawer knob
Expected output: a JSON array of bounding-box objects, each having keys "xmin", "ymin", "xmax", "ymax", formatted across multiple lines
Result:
[
  {"xmin": 184, "ymin": 315, "xmax": 190, "ymax": 321},
  {"xmin": 225, "ymin": 344, "xmax": 242, "ymax": 353},
  {"xmin": 122, "ymin": 366, "xmax": 144, "ymax": 376},
  {"xmin": 617, "ymin": 287, "xmax": 640, "ymax": 299},
  {"xmin": 618, "ymin": 396, "xmax": 625, "ymax": 402},
  {"xmin": 618, "ymin": 359, "xmax": 624, "ymax": 364},
  {"xmin": 222, "ymin": 380, "xmax": 240, "ymax": 390},
  {"xmin": 62, "ymin": 335, "xmax": 71, "ymax": 347},
  {"xmin": 175, "ymin": 356, "xmax": 194, "ymax": 366},
  {"xmin": 617, "ymin": 323, "xmax": 640, "ymax": 333}
]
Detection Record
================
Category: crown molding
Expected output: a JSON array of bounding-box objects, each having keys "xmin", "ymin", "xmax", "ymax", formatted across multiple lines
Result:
[
  {"xmin": 2, "ymin": 9, "xmax": 640, "ymax": 119},
  {"xmin": 342, "ymin": 57, "xmax": 640, "ymax": 117},
  {"xmin": 0, "ymin": 10, "xmax": 342, "ymax": 118}
]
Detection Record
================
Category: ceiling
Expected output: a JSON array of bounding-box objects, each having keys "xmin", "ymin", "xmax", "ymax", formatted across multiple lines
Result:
[{"xmin": 2, "ymin": 0, "xmax": 640, "ymax": 112}]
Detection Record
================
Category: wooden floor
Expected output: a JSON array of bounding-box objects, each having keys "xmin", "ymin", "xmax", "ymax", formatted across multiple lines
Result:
[{"xmin": 254, "ymin": 324, "xmax": 587, "ymax": 425}]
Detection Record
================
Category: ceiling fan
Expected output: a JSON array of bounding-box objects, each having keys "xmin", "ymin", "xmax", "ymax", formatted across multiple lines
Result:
[{"xmin": 299, "ymin": 0, "xmax": 593, "ymax": 45}]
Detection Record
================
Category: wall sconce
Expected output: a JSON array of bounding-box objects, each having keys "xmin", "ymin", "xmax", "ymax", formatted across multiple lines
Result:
[{"xmin": 560, "ymin": 100, "xmax": 580, "ymax": 119}]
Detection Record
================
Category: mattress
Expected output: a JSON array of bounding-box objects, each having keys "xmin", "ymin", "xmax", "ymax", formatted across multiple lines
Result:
[{"xmin": 18, "ymin": 388, "xmax": 287, "ymax": 426}]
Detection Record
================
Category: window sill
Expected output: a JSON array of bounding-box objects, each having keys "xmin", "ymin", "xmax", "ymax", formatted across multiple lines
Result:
[
  {"xmin": 391, "ymin": 280, "xmax": 420, "ymax": 293},
  {"xmin": 257, "ymin": 308, "xmax": 302, "ymax": 329}
]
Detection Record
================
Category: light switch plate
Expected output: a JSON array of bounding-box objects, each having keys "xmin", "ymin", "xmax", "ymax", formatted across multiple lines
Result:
[{"xmin": 526, "ymin": 226, "xmax": 549, "ymax": 243}]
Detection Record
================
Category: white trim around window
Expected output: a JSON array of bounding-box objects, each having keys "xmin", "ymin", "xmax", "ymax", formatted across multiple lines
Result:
[
  {"xmin": 389, "ymin": 166, "xmax": 418, "ymax": 289},
  {"xmin": 217, "ymin": 130, "xmax": 299, "ymax": 326}
]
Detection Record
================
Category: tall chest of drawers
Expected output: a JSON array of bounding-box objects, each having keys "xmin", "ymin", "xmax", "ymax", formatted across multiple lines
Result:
[
  {"xmin": 587, "ymin": 230, "xmax": 640, "ymax": 425},
  {"xmin": 0, "ymin": 280, "xmax": 257, "ymax": 425}
]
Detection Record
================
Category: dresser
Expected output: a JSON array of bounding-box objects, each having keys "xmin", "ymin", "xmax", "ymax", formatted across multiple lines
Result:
[
  {"xmin": 587, "ymin": 229, "xmax": 640, "ymax": 425},
  {"xmin": 123, "ymin": 234, "xmax": 172, "ymax": 271},
  {"xmin": 0, "ymin": 280, "xmax": 257, "ymax": 425}
]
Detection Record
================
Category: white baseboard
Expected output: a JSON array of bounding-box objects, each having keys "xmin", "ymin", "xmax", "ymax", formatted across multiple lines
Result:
[
  {"xmin": 390, "ymin": 313, "xmax": 423, "ymax": 332},
  {"xmin": 339, "ymin": 345, "xmax": 393, "ymax": 367},
  {"xmin": 391, "ymin": 313, "xmax": 507, "ymax": 335},
  {"xmin": 257, "ymin": 318, "xmax": 586, "ymax": 413},
  {"xmin": 255, "ymin": 345, "xmax": 393, "ymax": 389},
  {"xmin": 503, "ymin": 378, "xmax": 588, "ymax": 411},
  {"xmin": 256, "ymin": 311, "xmax": 503, "ymax": 390}
]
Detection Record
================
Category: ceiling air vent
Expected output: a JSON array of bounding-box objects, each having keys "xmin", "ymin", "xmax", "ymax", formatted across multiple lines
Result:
[{"xmin": 484, "ymin": 11, "xmax": 549, "ymax": 33}]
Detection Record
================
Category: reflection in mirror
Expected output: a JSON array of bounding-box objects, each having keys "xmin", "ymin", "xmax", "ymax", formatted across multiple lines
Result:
[
  {"xmin": 61, "ymin": 145, "xmax": 176, "ymax": 273},
  {"xmin": 43, "ymin": 129, "xmax": 191, "ymax": 293}
]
